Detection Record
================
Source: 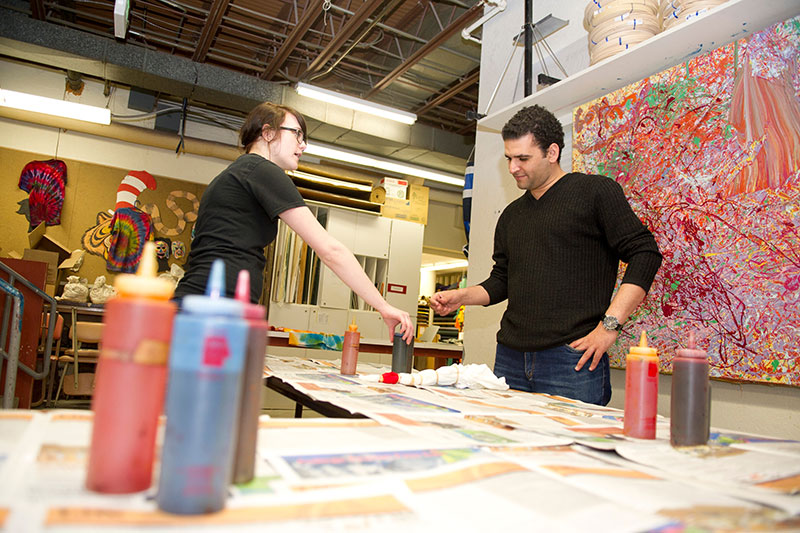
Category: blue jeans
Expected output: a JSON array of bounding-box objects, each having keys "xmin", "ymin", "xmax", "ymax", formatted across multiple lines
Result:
[{"xmin": 494, "ymin": 343, "xmax": 611, "ymax": 406}]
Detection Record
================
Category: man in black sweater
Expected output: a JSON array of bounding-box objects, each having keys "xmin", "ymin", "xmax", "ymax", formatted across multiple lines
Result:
[{"xmin": 430, "ymin": 105, "xmax": 661, "ymax": 405}]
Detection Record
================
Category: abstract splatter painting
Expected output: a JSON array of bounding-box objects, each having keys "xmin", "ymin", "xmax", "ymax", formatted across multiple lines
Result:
[{"xmin": 573, "ymin": 17, "xmax": 800, "ymax": 385}]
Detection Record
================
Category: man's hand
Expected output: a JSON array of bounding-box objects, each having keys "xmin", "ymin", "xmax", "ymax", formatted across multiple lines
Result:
[
  {"xmin": 430, "ymin": 289, "xmax": 463, "ymax": 316},
  {"xmin": 569, "ymin": 324, "xmax": 619, "ymax": 371}
]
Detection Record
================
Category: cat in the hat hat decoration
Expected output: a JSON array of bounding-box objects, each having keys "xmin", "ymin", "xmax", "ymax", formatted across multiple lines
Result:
[{"xmin": 106, "ymin": 170, "xmax": 157, "ymax": 272}]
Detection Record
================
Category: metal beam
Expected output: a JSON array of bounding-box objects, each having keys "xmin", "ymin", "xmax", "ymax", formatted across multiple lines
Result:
[
  {"xmin": 30, "ymin": 0, "xmax": 46, "ymax": 20},
  {"xmin": 414, "ymin": 68, "xmax": 478, "ymax": 115},
  {"xmin": 261, "ymin": 0, "xmax": 325, "ymax": 80},
  {"xmin": 192, "ymin": 0, "xmax": 230, "ymax": 62},
  {"xmin": 301, "ymin": 0, "xmax": 388, "ymax": 77},
  {"xmin": 0, "ymin": 5, "xmax": 474, "ymax": 168},
  {"xmin": 366, "ymin": 2, "xmax": 482, "ymax": 97}
]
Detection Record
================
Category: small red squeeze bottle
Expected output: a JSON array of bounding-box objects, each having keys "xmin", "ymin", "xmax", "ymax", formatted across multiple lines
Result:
[
  {"xmin": 231, "ymin": 270, "xmax": 270, "ymax": 484},
  {"xmin": 670, "ymin": 332, "xmax": 710, "ymax": 447},
  {"xmin": 341, "ymin": 320, "xmax": 360, "ymax": 375},
  {"xmin": 86, "ymin": 241, "xmax": 177, "ymax": 493},
  {"xmin": 623, "ymin": 331, "xmax": 659, "ymax": 439}
]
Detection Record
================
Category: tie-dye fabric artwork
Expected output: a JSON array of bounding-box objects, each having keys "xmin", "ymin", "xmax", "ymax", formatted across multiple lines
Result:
[
  {"xmin": 18, "ymin": 159, "xmax": 67, "ymax": 229},
  {"xmin": 573, "ymin": 17, "xmax": 800, "ymax": 385},
  {"xmin": 106, "ymin": 207, "xmax": 153, "ymax": 273}
]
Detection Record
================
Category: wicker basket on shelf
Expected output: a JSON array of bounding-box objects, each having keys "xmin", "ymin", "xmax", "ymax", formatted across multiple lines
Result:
[
  {"xmin": 584, "ymin": 0, "xmax": 662, "ymax": 65},
  {"xmin": 659, "ymin": 0, "xmax": 730, "ymax": 31}
]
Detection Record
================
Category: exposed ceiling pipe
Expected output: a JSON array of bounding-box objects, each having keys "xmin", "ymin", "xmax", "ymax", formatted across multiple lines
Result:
[
  {"xmin": 307, "ymin": 0, "xmax": 405, "ymax": 83},
  {"xmin": 366, "ymin": 2, "xmax": 484, "ymax": 97},
  {"xmin": 301, "ymin": 0, "xmax": 387, "ymax": 78},
  {"xmin": 461, "ymin": 0, "xmax": 506, "ymax": 45}
]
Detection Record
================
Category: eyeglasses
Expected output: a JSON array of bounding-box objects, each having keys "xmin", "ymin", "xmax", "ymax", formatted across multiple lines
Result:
[{"xmin": 279, "ymin": 126, "xmax": 305, "ymax": 144}]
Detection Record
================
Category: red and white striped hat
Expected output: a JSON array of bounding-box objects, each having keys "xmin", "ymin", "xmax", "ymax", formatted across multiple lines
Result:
[{"xmin": 115, "ymin": 170, "xmax": 157, "ymax": 210}]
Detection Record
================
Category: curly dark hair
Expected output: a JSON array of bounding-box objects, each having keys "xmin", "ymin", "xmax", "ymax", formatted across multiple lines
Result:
[{"xmin": 501, "ymin": 105, "xmax": 564, "ymax": 162}]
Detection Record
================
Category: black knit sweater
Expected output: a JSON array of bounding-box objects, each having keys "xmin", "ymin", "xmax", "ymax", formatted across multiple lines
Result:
[{"xmin": 479, "ymin": 172, "xmax": 662, "ymax": 352}]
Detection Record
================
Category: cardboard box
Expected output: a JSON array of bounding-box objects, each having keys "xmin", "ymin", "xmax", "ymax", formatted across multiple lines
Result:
[
  {"xmin": 381, "ymin": 184, "xmax": 429, "ymax": 225},
  {"xmin": 379, "ymin": 177, "xmax": 408, "ymax": 200},
  {"xmin": 25, "ymin": 223, "xmax": 73, "ymax": 296},
  {"xmin": 28, "ymin": 223, "xmax": 71, "ymax": 262},
  {"xmin": 22, "ymin": 249, "xmax": 59, "ymax": 295},
  {"xmin": 60, "ymin": 249, "xmax": 85, "ymax": 271}
]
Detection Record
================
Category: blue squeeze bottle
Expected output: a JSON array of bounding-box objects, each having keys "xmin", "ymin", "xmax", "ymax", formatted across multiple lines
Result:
[{"xmin": 156, "ymin": 260, "xmax": 248, "ymax": 515}]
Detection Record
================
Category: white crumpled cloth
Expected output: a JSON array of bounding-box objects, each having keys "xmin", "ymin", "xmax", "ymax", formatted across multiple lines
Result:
[
  {"xmin": 89, "ymin": 275, "xmax": 117, "ymax": 304},
  {"xmin": 363, "ymin": 363, "xmax": 508, "ymax": 391},
  {"xmin": 58, "ymin": 275, "xmax": 88, "ymax": 303}
]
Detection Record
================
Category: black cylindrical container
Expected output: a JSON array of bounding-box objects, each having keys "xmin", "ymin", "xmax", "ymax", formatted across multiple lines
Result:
[{"xmin": 391, "ymin": 332, "xmax": 414, "ymax": 373}]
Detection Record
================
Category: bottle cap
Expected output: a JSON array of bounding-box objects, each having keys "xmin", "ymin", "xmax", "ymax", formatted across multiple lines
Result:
[
  {"xmin": 629, "ymin": 330, "xmax": 658, "ymax": 357},
  {"xmin": 676, "ymin": 331, "xmax": 707, "ymax": 359},
  {"xmin": 348, "ymin": 320, "xmax": 358, "ymax": 333},
  {"xmin": 182, "ymin": 259, "xmax": 243, "ymax": 317},
  {"xmin": 113, "ymin": 241, "xmax": 175, "ymax": 300},
  {"xmin": 234, "ymin": 270, "xmax": 266, "ymax": 321}
]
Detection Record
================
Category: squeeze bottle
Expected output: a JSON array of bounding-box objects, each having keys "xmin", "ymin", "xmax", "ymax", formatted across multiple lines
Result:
[
  {"xmin": 623, "ymin": 331, "xmax": 659, "ymax": 439},
  {"xmin": 670, "ymin": 332, "xmax": 710, "ymax": 447},
  {"xmin": 341, "ymin": 320, "xmax": 360, "ymax": 375},
  {"xmin": 85, "ymin": 241, "xmax": 176, "ymax": 494},
  {"xmin": 231, "ymin": 270, "xmax": 269, "ymax": 485},
  {"xmin": 156, "ymin": 259, "xmax": 247, "ymax": 514}
]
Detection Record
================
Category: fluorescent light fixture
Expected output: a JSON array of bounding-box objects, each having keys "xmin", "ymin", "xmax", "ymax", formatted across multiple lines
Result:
[
  {"xmin": 289, "ymin": 170, "xmax": 373, "ymax": 192},
  {"xmin": 114, "ymin": 0, "xmax": 130, "ymax": 39},
  {"xmin": 304, "ymin": 142, "xmax": 464, "ymax": 187},
  {"xmin": 296, "ymin": 82, "xmax": 417, "ymax": 125},
  {"xmin": 420, "ymin": 259, "xmax": 469, "ymax": 272},
  {"xmin": 0, "ymin": 89, "xmax": 111, "ymax": 125}
]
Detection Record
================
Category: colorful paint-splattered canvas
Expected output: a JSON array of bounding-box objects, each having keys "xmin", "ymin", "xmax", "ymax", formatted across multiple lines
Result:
[{"xmin": 573, "ymin": 17, "xmax": 800, "ymax": 385}]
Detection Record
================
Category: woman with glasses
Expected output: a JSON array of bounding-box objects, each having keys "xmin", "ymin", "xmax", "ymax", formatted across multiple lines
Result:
[{"xmin": 174, "ymin": 102, "xmax": 413, "ymax": 342}]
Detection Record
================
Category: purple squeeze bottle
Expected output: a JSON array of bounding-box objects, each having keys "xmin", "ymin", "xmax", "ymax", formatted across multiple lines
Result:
[
  {"xmin": 156, "ymin": 259, "xmax": 247, "ymax": 514},
  {"xmin": 670, "ymin": 332, "xmax": 710, "ymax": 447},
  {"xmin": 231, "ymin": 270, "xmax": 269, "ymax": 485}
]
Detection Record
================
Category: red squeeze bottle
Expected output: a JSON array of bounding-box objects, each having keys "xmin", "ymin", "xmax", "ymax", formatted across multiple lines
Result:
[
  {"xmin": 670, "ymin": 332, "xmax": 710, "ymax": 447},
  {"xmin": 623, "ymin": 331, "xmax": 659, "ymax": 439},
  {"xmin": 231, "ymin": 270, "xmax": 269, "ymax": 484},
  {"xmin": 341, "ymin": 320, "xmax": 360, "ymax": 375},
  {"xmin": 86, "ymin": 241, "xmax": 177, "ymax": 493}
]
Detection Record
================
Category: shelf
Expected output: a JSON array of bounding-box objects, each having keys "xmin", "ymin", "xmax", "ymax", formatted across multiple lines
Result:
[{"xmin": 479, "ymin": 0, "xmax": 800, "ymax": 130}]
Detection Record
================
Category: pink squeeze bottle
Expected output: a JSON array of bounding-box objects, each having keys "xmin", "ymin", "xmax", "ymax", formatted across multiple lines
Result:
[
  {"xmin": 670, "ymin": 332, "xmax": 710, "ymax": 447},
  {"xmin": 231, "ymin": 270, "xmax": 270, "ymax": 484}
]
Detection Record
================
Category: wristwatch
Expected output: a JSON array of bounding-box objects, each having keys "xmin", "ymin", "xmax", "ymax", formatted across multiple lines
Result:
[{"xmin": 601, "ymin": 315, "xmax": 623, "ymax": 332}]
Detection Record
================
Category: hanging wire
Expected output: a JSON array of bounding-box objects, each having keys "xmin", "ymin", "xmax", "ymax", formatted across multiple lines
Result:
[
  {"xmin": 481, "ymin": 28, "xmax": 523, "ymax": 117},
  {"xmin": 175, "ymin": 97, "xmax": 187, "ymax": 154},
  {"xmin": 532, "ymin": 23, "xmax": 548, "ymax": 77},
  {"xmin": 322, "ymin": 0, "xmax": 332, "ymax": 27},
  {"xmin": 532, "ymin": 23, "xmax": 568, "ymax": 78}
]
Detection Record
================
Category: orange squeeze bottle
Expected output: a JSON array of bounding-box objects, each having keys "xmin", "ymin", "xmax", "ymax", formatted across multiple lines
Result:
[
  {"xmin": 86, "ymin": 241, "xmax": 177, "ymax": 493},
  {"xmin": 623, "ymin": 331, "xmax": 659, "ymax": 439}
]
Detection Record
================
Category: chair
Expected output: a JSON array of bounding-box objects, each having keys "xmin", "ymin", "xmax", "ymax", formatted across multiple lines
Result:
[
  {"xmin": 31, "ymin": 312, "xmax": 64, "ymax": 407},
  {"xmin": 52, "ymin": 320, "xmax": 104, "ymax": 405}
]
